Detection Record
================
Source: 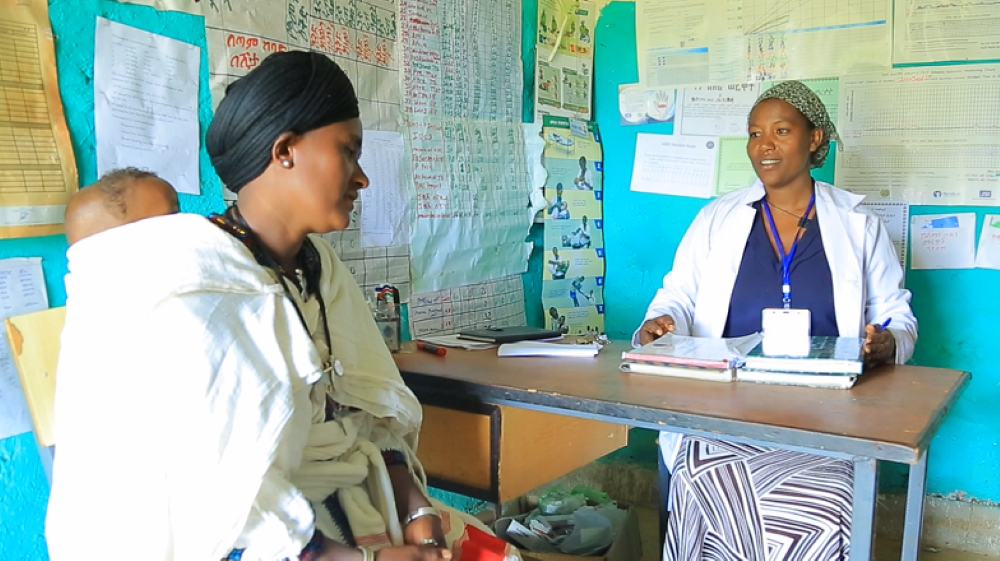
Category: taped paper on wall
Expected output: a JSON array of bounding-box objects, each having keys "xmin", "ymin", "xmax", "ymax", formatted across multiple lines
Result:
[
  {"xmin": 94, "ymin": 18, "xmax": 201, "ymax": 195},
  {"xmin": 911, "ymin": 213, "xmax": 976, "ymax": 270},
  {"xmin": 0, "ymin": 0, "xmax": 80, "ymax": 238},
  {"xmin": 0, "ymin": 257, "xmax": 49, "ymax": 440}
]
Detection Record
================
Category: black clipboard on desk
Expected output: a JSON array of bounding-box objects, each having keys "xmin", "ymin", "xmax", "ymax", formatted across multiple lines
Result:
[{"xmin": 456, "ymin": 326, "xmax": 563, "ymax": 344}]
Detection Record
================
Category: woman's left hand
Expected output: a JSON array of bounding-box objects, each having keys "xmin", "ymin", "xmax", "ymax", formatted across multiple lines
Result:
[
  {"xmin": 863, "ymin": 324, "xmax": 896, "ymax": 366},
  {"xmin": 404, "ymin": 515, "xmax": 446, "ymax": 549}
]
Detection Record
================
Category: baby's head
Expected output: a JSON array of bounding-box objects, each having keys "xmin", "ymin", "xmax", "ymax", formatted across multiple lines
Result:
[{"xmin": 65, "ymin": 168, "xmax": 179, "ymax": 245}]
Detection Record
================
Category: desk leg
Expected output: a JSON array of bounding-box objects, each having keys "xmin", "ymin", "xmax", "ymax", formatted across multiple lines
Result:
[
  {"xmin": 901, "ymin": 449, "xmax": 929, "ymax": 561},
  {"xmin": 850, "ymin": 457, "xmax": 878, "ymax": 561}
]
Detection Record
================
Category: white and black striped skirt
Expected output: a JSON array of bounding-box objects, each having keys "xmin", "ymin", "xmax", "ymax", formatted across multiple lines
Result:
[{"xmin": 664, "ymin": 436, "xmax": 854, "ymax": 561}]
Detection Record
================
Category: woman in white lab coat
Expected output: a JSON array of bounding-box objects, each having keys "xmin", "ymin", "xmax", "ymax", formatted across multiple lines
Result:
[{"xmin": 635, "ymin": 81, "xmax": 917, "ymax": 561}]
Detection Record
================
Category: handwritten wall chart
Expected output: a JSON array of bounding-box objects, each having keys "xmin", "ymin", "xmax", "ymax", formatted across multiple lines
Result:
[
  {"xmin": 204, "ymin": 0, "xmax": 401, "ymax": 135},
  {"xmin": 409, "ymin": 275, "xmax": 526, "ymax": 338},
  {"xmin": 0, "ymin": 0, "xmax": 79, "ymax": 238},
  {"xmin": 400, "ymin": 0, "xmax": 533, "ymax": 293}
]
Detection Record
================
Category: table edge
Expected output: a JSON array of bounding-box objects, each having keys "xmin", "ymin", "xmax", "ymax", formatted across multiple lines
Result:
[{"xmin": 399, "ymin": 367, "xmax": 972, "ymax": 465}]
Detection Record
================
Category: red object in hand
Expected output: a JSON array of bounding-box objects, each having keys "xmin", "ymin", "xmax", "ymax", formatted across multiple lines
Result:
[
  {"xmin": 453, "ymin": 526, "xmax": 511, "ymax": 561},
  {"xmin": 416, "ymin": 341, "xmax": 447, "ymax": 356}
]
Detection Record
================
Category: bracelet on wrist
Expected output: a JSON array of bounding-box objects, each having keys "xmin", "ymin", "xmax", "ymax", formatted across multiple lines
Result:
[{"xmin": 403, "ymin": 506, "xmax": 441, "ymax": 527}]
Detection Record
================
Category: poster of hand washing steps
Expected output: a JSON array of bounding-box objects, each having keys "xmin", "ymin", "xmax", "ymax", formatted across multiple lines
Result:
[{"xmin": 541, "ymin": 116, "xmax": 605, "ymax": 336}]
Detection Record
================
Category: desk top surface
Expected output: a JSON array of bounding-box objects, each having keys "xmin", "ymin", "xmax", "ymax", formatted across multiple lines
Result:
[{"xmin": 394, "ymin": 342, "xmax": 970, "ymax": 464}]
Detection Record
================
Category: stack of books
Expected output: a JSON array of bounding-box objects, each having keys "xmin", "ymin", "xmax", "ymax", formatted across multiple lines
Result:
[
  {"xmin": 620, "ymin": 334, "xmax": 761, "ymax": 382},
  {"xmin": 621, "ymin": 334, "xmax": 868, "ymax": 389},
  {"xmin": 738, "ymin": 336, "xmax": 866, "ymax": 389}
]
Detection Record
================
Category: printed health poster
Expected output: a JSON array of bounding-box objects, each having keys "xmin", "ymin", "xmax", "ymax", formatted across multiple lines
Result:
[{"xmin": 541, "ymin": 116, "xmax": 605, "ymax": 336}]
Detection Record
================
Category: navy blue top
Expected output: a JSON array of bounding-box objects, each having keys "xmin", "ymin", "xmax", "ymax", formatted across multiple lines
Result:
[{"xmin": 723, "ymin": 201, "xmax": 838, "ymax": 338}]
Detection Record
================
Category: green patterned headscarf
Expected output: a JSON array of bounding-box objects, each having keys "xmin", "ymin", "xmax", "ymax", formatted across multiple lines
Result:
[{"xmin": 751, "ymin": 80, "xmax": 840, "ymax": 169}]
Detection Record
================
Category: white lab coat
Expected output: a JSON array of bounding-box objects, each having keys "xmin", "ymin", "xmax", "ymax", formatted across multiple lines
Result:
[{"xmin": 634, "ymin": 180, "xmax": 918, "ymax": 472}]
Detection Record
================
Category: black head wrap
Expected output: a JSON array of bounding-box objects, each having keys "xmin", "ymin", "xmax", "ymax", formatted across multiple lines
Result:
[{"xmin": 206, "ymin": 51, "xmax": 360, "ymax": 193}]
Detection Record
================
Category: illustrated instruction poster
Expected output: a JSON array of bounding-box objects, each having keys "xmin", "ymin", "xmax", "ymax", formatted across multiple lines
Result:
[
  {"xmin": 535, "ymin": 0, "xmax": 597, "ymax": 121},
  {"xmin": 541, "ymin": 116, "xmax": 605, "ymax": 336}
]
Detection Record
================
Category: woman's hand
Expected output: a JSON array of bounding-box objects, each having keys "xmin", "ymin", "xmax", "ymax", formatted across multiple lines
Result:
[
  {"xmin": 638, "ymin": 315, "xmax": 675, "ymax": 344},
  {"xmin": 385, "ymin": 464, "xmax": 446, "ymax": 548},
  {"xmin": 863, "ymin": 324, "xmax": 896, "ymax": 367},
  {"xmin": 375, "ymin": 545, "xmax": 453, "ymax": 561},
  {"xmin": 404, "ymin": 515, "xmax": 446, "ymax": 549}
]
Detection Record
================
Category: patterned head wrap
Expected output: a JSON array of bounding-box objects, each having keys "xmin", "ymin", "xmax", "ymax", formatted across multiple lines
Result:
[{"xmin": 751, "ymin": 80, "xmax": 840, "ymax": 168}]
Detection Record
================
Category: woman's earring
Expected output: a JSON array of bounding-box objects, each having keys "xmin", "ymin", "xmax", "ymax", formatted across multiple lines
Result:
[{"xmin": 281, "ymin": 160, "xmax": 293, "ymax": 169}]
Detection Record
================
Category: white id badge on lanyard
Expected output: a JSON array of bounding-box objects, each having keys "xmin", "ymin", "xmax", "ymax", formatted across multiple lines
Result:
[
  {"xmin": 761, "ymin": 308, "xmax": 811, "ymax": 356},
  {"xmin": 759, "ymin": 194, "xmax": 816, "ymax": 357}
]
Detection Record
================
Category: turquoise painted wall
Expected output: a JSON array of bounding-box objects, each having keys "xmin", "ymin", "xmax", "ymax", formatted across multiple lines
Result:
[{"xmin": 592, "ymin": 1, "xmax": 999, "ymax": 501}]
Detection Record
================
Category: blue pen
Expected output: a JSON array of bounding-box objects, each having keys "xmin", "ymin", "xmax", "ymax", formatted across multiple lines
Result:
[{"xmin": 877, "ymin": 318, "xmax": 892, "ymax": 331}]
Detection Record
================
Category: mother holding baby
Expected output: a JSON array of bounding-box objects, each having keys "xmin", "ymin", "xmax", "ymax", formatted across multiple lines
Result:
[{"xmin": 47, "ymin": 52, "xmax": 515, "ymax": 561}]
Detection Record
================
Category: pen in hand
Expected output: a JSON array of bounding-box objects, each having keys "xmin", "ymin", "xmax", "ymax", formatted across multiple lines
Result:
[{"xmin": 876, "ymin": 318, "xmax": 892, "ymax": 331}]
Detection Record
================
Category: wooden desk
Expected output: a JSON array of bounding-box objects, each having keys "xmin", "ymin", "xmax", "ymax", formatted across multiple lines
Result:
[{"xmin": 396, "ymin": 342, "xmax": 970, "ymax": 561}]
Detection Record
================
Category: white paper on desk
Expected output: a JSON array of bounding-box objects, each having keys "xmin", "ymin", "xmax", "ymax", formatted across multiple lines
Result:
[
  {"xmin": 498, "ymin": 341, "xmax": 599, "ymax": 358},
  {"xmin": 0, "ymin": 258, "xmax": 49, "ymax": 440},
  {"xmin": 975, "ymin": 215, "xmax": 1000, "ymax": 271},
  {"xmin": 630, "ymin": 133, "xmax": 718, "ymax": 199},
  {"xmin": 911, "ymin": 213, "xmax": 976, "ymax": 270},
  {"xmin": 94, "ymin": 18, "xmax": 201, "ymax": 195},
  {"xmin": 359, "ymin": 131, "xmax": 410, "ymax": 248}
]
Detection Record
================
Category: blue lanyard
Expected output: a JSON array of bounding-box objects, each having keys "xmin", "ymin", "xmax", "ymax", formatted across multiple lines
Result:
[{"xmin": 761, "ymin": 192, "xmax": 816, "ymax": 308}]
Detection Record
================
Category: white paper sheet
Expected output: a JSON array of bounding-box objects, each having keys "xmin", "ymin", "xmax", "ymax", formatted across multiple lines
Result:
[
  {"xmin": 111, "ymin": 0, "xmax": 203, "ymax": 16},
  {"xmin": 910, "ymin": 213, "xmax": 977, "ymax": 270},
  {"xmin": 524, "ymin": 122, "xmax": 549, "ymax": 218},
  {"xmin": 629, "ymin": 133, "xmax": 719, "ymax": 198},
  {"xmin": 636, "ymin": 0, "xmax": 890, "ymax": 88},
  {"xmin": 94, "ymin": 18, "xmax": 201, "ymax": 195},
  {"xmin": 635, "ymin": 0, "xmax": 711, "ymax": 88},
  {"xmin": 860, "ymin": 201, "xmax": 910, "ymax": 277},
  {"xmin": 405, "ymin": 117, "xmax": 533, "ymax": 293},
  {"xmin": 0, "ymin": 257, "xmax": 49, "ymax": 440},
  {"xmin": 400, "ymin": 0, "xmax": 528, "ymax": 292},
  {"xmin": 893, "ymin": 0, "xmax": 1000, "ymax": 64},
  {"xmin": 974, "ymin": 214, "xmax": 1000, "ymax": 270},
  {"xmin": 708, "ymin": 0, "xmax": 891, "ymax": 85},
  {"xmin": 359, "ymin": 131, "xmax": 409, "ymax": 248},
  {"xmin": 497, "ymin": 341, "xmax": 600, "ymax": 358},
  {"xmin": 399, "ymin": 0, "xmax": 521, "ymax": 122},
  {"xmin": 617, "ymin": 83, "xmax": 675, "ymax": 126},
  {"xmin": 836, "ymin": 65, "xmax": 1000, "ymax": 206},
  {"xmin": 409, "ymin": 276, "xmax": 526, "ymax": 338},
  {"xmin": 676, "ymin": 84, "xmax": 759, "ymax": 137}
]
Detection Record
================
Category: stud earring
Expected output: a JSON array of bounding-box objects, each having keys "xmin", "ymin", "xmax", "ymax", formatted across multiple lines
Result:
[{"xmin": 281, "ymin": 160, "xmax": 293, "ymax": 168}]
